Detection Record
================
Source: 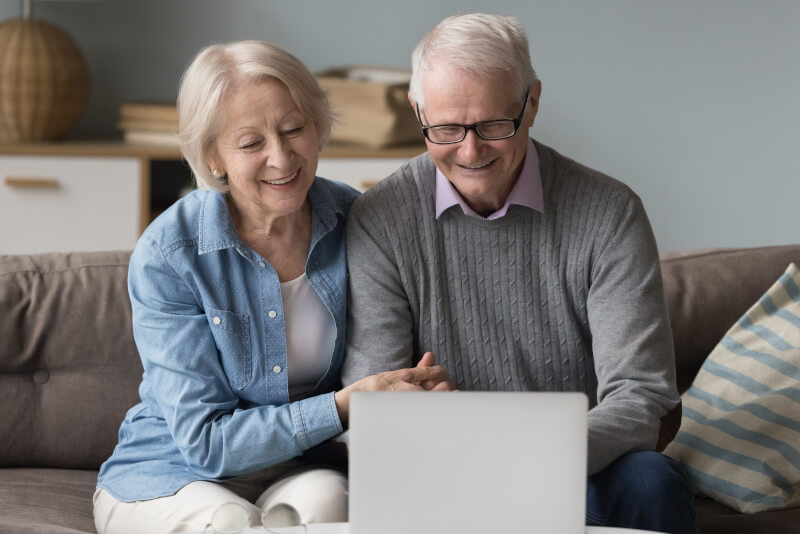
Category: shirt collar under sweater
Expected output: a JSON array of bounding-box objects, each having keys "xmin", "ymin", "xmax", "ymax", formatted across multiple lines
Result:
[{"xmin": 434, "ymin": 138, "xmax": 544, "ymax": 220}]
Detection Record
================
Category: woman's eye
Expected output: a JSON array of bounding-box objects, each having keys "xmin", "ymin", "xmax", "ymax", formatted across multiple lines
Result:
[
  {"xmin": 239, "ymin": 140, "xmax": 261, "ymax": 150},
  {"xmin": 282, "ymin": 126, "xmax": 304, "ymax": 138}
]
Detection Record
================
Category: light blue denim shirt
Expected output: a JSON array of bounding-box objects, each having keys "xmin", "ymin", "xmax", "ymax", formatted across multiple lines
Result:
[{"xmin": 97, "ymin": 177, "xmax": 359, "ymax": 502}]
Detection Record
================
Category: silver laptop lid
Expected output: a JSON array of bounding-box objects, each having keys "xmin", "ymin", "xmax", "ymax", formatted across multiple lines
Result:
[{"xmin": 349, "ymin": 391, "xmax": 588, "ymax": 534}]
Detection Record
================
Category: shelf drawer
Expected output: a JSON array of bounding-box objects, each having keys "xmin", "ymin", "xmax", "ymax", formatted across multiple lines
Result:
[{"xmin": 0, "ymin": 156, "xmax": 142, "ymax": 254}]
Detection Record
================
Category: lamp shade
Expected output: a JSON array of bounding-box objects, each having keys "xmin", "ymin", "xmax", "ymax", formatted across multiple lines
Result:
[{"xmin": 0, "ymin": 18, "xmax": 90, "ymax": 142}]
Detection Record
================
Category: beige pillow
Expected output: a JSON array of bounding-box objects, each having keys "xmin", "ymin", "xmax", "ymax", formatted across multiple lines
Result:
[{"xmin": 665, "ymin": 263, "xmax": 800, "ymax": 513}]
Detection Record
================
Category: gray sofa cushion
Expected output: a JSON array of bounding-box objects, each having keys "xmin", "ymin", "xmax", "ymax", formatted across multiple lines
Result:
[
  {"xmin": 660, "ymin": 244, "xmax": 800, "ymax": 393},
  {"xmin": 0, "ymin": 468, "xmax": 97, "ymax": 534},
  {"xmin": 3, "ymin": 246, "xmax": 800, "ymax": 534},
  {"xmin": 0, "ymin": 251, "xmax": 141, "ymax": 469}
]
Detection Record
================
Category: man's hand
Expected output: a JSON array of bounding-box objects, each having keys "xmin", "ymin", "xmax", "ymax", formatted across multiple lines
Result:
[
  {"xmin": 334, "ymin": 351, "xmax": 455, "ymax": 425},
  {"xmin": 416, "ymin": 351, "xmax": 457, "ymax": 391}
]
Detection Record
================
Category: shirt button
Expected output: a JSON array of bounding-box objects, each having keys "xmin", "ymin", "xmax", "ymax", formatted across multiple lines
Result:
[
  {"xmin": 272, "ymin": 365, "xmax": 282, "ymax": 373},
  {"xmin": 258, "ymin": 261, "xmax": 266, "ymax": 268},
  {"xmin": 268, "ymin": 310, "xmax": 277, "ymax": 319},
  {"xmin": 212, "ymin": 316, "xmax": 222, "ymax": 325}
]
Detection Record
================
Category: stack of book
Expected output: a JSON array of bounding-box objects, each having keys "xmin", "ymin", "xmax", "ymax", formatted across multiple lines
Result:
[{"xmin": 117, "ymin": 102, "xmax": 179, "ymax": 146}]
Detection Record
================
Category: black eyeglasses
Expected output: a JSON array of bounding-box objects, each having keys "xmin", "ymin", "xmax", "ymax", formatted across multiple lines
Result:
[{"xmin": 416, "ymin": 90, "xmax": 529, "ymax": 144}]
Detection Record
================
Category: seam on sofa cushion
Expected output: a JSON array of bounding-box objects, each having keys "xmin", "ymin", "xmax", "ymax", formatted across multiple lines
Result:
[
  {"xmin": 660, "ymin": 245, "xmax": 799, "ymax": 264},
  {"xmin": 0, "ymin": 263, "xmax": 130, "ymax": 280}
]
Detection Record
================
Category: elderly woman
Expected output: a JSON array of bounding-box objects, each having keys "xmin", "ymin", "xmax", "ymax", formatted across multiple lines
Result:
[{"xmin": 93, "ymin": 41, "xmax": 451, "ymax": 534}]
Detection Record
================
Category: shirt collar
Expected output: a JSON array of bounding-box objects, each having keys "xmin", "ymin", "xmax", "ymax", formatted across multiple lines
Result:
[
  {"xmin": 198, "ymin": 178, "xmax": 343, "ymax": 256},
  {"xmin": 435, "ymin": 138, "xmax": 544, "ymax": 220}
]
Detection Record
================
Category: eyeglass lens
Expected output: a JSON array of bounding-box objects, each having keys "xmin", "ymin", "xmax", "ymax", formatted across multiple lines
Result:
[{"xmin": 426, "ymin": 121, "xmax": 516, "ymax": 143}]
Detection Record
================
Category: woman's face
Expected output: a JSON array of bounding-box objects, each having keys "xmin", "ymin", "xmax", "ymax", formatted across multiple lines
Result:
[{"xmin": 211, "ymin": 78, "xmax": 319, "ymax": 220}]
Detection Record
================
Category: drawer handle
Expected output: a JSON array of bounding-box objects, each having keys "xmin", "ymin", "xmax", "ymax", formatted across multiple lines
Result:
[{"xmin": 4, "ymin": 177, "xmax": 60, "ymax": 189}]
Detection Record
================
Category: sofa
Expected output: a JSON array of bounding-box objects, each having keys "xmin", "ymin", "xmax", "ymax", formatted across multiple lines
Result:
[{"xmin": 2, "ymin": 244, "xmax": 800, "ymax": 533}]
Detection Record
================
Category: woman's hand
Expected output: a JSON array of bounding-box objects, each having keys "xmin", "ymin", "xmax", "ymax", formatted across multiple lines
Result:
[{"xmin": 334, "ymin": 352, "xmax": 454, "ymax": 425}]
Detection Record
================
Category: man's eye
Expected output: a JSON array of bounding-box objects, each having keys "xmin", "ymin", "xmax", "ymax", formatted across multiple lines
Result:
[{"xmin": 434, "ymin": 126, "xmax": 462, "ymax": 136}]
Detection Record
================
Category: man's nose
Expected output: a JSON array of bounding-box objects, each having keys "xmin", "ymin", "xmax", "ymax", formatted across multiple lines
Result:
[{"xmin": 457, "ymin": 129, "xmax": 483, "ymax": 160}]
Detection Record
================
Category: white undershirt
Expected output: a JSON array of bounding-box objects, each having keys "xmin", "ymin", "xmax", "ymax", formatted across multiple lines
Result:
[{"xmin": 280, "ymin": 273, "xmax": 336, "ymax": 400}]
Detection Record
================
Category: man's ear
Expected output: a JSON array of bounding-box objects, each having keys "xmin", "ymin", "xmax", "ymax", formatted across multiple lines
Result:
[{"xmin": 525, "ymin": 80, "xmax": 542, "ymax": 128}]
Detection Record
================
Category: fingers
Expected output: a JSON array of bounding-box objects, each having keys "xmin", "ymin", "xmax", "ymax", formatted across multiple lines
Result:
[
  {"xmin": 365, "ymin": 360, "xmax": 455, "ymax": 394},
  {"xmin": 431, "ymin": 380, "xmax": 456, "ymax": 392},
  {"xmin": 388, "ymin": 380, "xmax": 425, "ymax": 392},
  {"xmin": 395, "ymin": 365, "xmax": 454, "ymax": 392},
  {"xmin": 416, "ymin": 351, "xmax": 436, "ymax": 368},
  {"xmin": 402, "ymin": 365, "xmax": 449, "ymax": 383}
]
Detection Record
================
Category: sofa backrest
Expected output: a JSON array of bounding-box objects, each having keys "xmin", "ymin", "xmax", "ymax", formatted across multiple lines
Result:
[
  {"xmin": 0, "ymin": 251, "xmax": 141, "ymax": 470},
  {"xmin": 2, "ymin": 245, "xmax": 799, "ymax": 469},
  {"xmin": 660, "ymin": 244, "xmax": 800, "ymax": 393}
]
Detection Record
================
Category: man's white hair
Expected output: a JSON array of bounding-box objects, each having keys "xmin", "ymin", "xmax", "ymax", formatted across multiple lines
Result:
[{"xmin": 409, "ymin": 13, "xmax": 538, "ymax": 109}]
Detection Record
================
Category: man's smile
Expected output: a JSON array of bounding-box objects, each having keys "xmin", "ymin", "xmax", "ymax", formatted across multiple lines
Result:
[{"xmin": 457, "ymin": 158, "xmax": 497, "ymax": 170}]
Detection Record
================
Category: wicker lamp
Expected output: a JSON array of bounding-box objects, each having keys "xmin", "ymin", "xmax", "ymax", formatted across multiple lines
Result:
[{"xmin": 0, "ymin": 0, "xmax": 90, "ymax": 143}]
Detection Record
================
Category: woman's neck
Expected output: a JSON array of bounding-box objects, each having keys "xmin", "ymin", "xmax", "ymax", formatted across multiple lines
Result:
[{"xmin": 227, "ymin": 196, "xmax": 312, "ymax": 281}]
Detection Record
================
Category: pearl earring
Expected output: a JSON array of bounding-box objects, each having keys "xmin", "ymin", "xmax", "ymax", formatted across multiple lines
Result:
[{"xmin": 211, "ymin": 168, "xmax": 227, "ymax": 183}]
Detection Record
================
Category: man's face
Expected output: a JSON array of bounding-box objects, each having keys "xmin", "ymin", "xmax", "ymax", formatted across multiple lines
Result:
[{"xmin": 414, "ymin": 62, "xmax": 540, "ymax": 216}]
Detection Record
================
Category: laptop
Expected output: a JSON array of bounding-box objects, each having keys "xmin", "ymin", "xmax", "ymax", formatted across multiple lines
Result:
[{"xmin": 348, "ymin": 391, "xmax": 588, "ymax": 534}]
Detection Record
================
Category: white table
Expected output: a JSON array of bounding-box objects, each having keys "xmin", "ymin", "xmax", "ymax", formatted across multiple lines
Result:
[{"xmin": 238, "ymin": 525, "xmax": 664, "ymax": 533}]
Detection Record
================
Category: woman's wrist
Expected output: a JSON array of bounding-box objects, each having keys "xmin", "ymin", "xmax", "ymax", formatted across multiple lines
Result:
[{"xmin": 334, "ymin": 389, "xmax": 349, "ymax": 427}]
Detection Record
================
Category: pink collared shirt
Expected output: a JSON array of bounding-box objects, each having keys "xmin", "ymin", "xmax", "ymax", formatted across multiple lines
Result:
[{"xmin": 435, "ymin": 138, "xmax": 544, "ymax": 220}]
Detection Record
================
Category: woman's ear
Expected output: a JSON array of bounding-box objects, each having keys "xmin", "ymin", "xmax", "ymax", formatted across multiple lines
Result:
[{"xmin": 207, "ymin": 151, "xmax": 223, "ymax": 176}]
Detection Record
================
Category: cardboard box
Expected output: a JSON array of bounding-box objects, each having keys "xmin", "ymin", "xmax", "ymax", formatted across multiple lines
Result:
[{"xmin": 317, "ymin": 66, "xmax": 423, "ymax": 148}]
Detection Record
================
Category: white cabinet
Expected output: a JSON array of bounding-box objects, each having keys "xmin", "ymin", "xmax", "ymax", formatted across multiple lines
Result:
[
  {"xmin": 0, "ymin": 155, "xmax": 142, "ymax": 254},
  {"xmin": 0, "ymin": 143, "xmax": 426, "ymax": 255},
  {"xmin": 317, "ymin": 157, "xmax": 408, "ymax": 191}
]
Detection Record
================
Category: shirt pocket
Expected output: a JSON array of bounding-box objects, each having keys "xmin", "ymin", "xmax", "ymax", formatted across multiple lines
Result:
[{"xmin": 206, "ymin": 307, "xmax": 253, "ymax": 390}]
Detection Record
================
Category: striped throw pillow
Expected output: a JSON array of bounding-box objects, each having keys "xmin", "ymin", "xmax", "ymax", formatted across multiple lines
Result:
[{"xmin": 665, "ymin": 262, "xmax": 800, "ymax": 513}]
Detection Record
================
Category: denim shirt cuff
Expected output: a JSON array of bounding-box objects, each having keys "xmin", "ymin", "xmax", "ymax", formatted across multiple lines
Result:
[{"xmin": 289, "ymin": 391, "xmax": 344, "ymax": 449}]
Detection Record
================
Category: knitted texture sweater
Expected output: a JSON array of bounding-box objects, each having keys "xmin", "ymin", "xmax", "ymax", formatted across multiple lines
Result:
[{"xmin": 342, "ymin": 140, "xmax": 680, "ymax": 475}]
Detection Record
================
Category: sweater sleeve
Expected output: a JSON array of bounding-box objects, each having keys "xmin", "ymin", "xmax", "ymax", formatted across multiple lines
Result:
[
  {"xmin": 585, "ymin": 191, "xmax": 680, "ymax": 475},
  {"xmin": 341, "ymin": 191, "xmax": 416, "ymax": 386}
]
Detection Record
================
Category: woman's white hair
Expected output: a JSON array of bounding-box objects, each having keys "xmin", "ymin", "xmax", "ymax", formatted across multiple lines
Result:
[
  {"xmin": 178, "ymin": 40, "xmax": 333, "ymax": 192},
  {"xmin": 409, "ymin": 13, "xmax": 538, "ymax": 109}
]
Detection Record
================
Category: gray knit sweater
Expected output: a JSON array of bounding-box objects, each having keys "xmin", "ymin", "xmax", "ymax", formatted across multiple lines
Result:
[{"xmin": 342, "ymin": 140, "xmax": 679, "ymax": 475}]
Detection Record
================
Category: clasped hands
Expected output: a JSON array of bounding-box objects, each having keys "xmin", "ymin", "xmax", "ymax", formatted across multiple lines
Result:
[{"xmin": 334, "ymin": 352, "xmax": 455, "ymax": 425}]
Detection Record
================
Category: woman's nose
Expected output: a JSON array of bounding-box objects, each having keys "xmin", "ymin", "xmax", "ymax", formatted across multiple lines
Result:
[{"xmin": 266, "ymin": 138, "xmax": 292, "ymax": 170}]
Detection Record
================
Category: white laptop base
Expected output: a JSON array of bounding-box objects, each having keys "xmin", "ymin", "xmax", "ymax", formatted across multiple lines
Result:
[{"xmin": 348, "ymin": 391, "xmax": 588, "ymax": 534}]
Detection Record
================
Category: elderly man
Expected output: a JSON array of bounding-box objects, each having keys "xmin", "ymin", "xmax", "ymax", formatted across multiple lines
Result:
[{"xmin": 342, "ymin": 13, "xmax": 697, "ymax": 534}]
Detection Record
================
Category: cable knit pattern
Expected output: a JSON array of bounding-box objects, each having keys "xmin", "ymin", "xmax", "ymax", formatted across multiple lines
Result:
[{"xmin": 343, "ymin": 140, "xmax": 680, "ymax": 474}]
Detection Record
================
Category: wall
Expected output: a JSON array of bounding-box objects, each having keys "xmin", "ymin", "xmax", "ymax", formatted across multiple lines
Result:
[{"xmin": 1, "ymin": 0, "xmax": 797, "ymax": 252}]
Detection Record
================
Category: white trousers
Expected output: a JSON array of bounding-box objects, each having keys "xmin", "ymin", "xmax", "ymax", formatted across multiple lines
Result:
[{"xmin": 93, "ymin": 466, "xmax": 348, "ymax": 534}]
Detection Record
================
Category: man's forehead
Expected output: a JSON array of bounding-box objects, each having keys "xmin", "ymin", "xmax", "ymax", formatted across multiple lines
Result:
[{"xmin": 419, "ymin": 66, "xmax": 519, "ymax": 120}]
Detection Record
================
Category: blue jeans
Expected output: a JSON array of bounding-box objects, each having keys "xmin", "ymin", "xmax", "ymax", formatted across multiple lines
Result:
[{"xmin": 587, "ymin": 451, "xmax": 699, "ymax": 534}]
